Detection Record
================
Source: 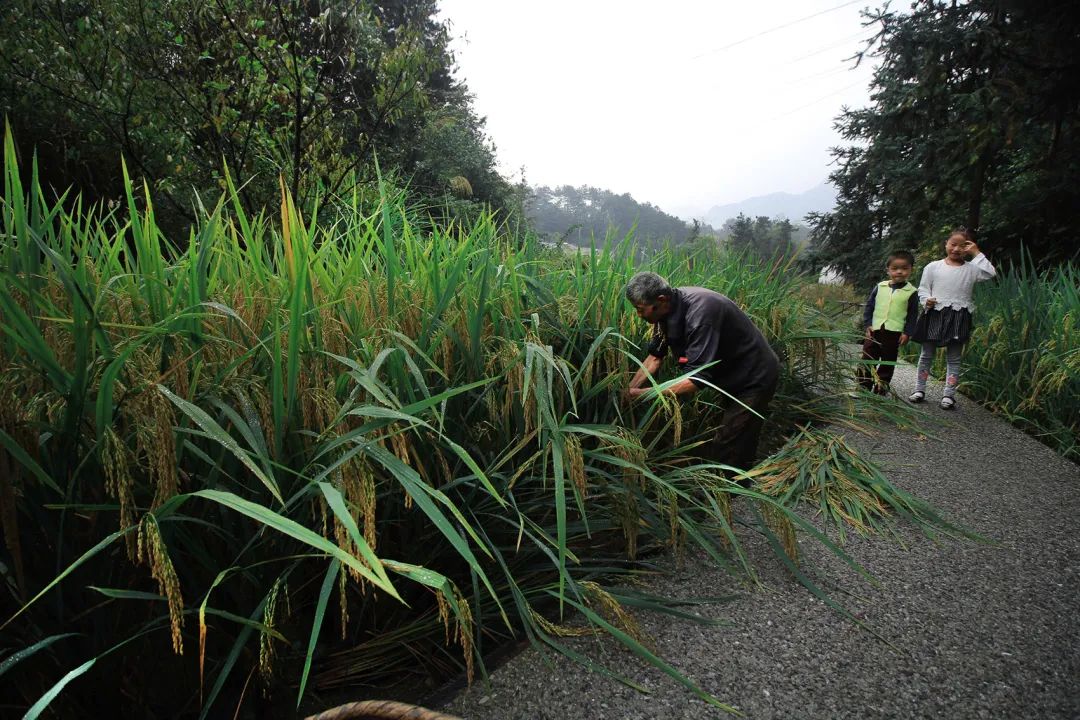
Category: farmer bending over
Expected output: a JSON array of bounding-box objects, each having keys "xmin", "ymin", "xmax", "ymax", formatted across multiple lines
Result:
[{"xmin": 624, "ymin": 271, "xmax": 780, "ymax": 473}]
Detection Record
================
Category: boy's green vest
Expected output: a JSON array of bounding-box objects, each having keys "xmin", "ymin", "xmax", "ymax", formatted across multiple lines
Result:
[{"xmin": 871, "ymin": 281, "xmax": 917, "ymax": 332}]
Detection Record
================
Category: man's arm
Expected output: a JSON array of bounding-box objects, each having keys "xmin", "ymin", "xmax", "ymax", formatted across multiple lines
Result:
[
  {"xmin": 627, "ymin": 369, "xmax": 698, "ymax": 399},
  {"xmin": 629, "ymin": 354, "xmax": 662, "ymax": 390},
  {"xmin": 630, "ymin": 320, "xmax": 715, "ymax": 400},
  {"xmin": 659, "ymin": 378, "xmax": 699, "ymax": 397}
]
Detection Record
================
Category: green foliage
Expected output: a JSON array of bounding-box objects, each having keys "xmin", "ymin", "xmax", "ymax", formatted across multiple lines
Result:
[
  {"xmin": 528, "ymin": 185, "xmax": 707, "ymax": 248},
  {"xmin": 725, "ymin": 213, "xmax": 798, "ymax": 262},
  {"xmin": 0, "ymin": 129, "xmax": 965, "ymax": 716},
  {"xmin": 809, "ymin": 0, "xmax": 1080, "ymax": 287},
  {"xmin": 0, "ymin": 126, "xmax": 869, "ymax": 717},
  {"xmin": 0, "ymin": 0, "xmax": 515, "ymax": 233},
  {"xmin": 907, "ymin": 257, "xmax": 1079, "ymax": 460}
]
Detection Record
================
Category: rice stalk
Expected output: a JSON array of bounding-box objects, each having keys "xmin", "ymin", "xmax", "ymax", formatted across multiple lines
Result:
[{"xmin": 749, "ymin": 427, "xmax": 967, "ymax": 541}]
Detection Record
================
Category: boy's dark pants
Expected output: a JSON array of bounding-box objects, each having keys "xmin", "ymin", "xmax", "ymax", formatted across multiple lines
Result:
[{"xmin": 858, "ymin": 328, "xmax": 902, "ymax": 394}]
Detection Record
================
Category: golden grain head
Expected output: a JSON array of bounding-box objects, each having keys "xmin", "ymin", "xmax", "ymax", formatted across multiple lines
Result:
[
  {"xmin": 102, "ymin": 427, "xmax": 138, "ymax": 557},
  {"xmin": 258, "ymin": 578, "xmax": 283, "ymax": 682},
  {"xmin": 564, "ymin": 433, "xmax": 586, "ymax": 498},
  {"xmin": 581, "ymin": 580, "xmax": 652, "ymax": 650},
  {"xmin": 138, "ymin": 515, "xmax": 185, "ymax": 654}
]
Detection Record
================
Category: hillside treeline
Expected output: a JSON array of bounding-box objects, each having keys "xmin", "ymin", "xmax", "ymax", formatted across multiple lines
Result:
[{"xmin": 528, "ymin": 184, "xmax": 709, "ymax": 247}]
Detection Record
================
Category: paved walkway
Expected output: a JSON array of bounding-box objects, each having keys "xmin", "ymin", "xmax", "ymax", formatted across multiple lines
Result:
[{"xmin": 444, "ymin": 366, "xmax": 1080, "ymax": 719}]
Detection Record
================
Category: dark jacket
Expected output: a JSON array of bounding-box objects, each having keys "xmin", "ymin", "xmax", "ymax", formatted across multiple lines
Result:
[{"xmin": 647, "ymin": 287, "xmax": 780, "ymax": 397}]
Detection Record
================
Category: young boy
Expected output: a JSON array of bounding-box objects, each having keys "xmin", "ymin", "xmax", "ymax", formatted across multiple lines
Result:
[{"xmin": 858, "ymin": 250, "xmax": 919, "ymax": 395}]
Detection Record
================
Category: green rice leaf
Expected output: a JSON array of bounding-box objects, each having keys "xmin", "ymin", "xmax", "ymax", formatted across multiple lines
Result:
[{"xmin": 0, "ymin": 634, "xmax": 78, "ymax": 678}]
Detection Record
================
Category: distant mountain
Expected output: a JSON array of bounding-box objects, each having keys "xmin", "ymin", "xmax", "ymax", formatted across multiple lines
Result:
[
  {"xmin": 702, "ymin": 183, "xmax": 836, "ymax": 228},
  {"xmin": 527, "ymin": 185, "xmax": 715, "ymax": 247}
]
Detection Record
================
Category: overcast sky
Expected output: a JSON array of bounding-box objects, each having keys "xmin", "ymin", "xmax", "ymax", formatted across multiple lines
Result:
[{"xmin": 437, "ymin": 0, "xmax": 881, "ymax": 219}]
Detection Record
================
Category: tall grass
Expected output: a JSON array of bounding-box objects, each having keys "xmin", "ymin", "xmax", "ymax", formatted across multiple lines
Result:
[
  {"xmin": 907, "ymin": 256, "xmax": 1079, "ymax": 460},
  {"xmin": 0, "ymin": 125, "xmax": 930, "ymax": 718}
]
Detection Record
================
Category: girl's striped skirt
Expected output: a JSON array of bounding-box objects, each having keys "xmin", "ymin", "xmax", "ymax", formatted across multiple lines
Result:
[{"xmin": 919, "ymin": 307, "xmax": 973, "ymax": 345}]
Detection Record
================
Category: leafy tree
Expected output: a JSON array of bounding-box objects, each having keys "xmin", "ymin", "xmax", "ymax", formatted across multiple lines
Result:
[
  {"xmin": 726, "ymin": 213, "xmax": 796, "ymax": 261},
  {"xmin": 0, "ymin": 0, "xmax": 512, "ymax": 231},
  {"xmin": 809, "ymin": 0, "xmax": 1080, "ymax": 287}
]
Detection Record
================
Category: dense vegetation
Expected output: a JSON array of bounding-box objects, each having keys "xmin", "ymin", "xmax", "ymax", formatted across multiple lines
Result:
[
  {"xmin": 0, "ymin": 0, "xmax": 519, "ymax": 234},
  {"xmin": 527, "ymin": 184, "xmax": 708, "ymax": 247},
  {"xmin": 808, "ymin": 0, "xmax": 1080, "ymax": 287},
  {"xmin": 0, "ymin": 0, "xmax": 1074, "ymax": 717},
  {"xmin": 526, "ymin": 188, "xmax": 808, "ymax": 265},
  {"xmin": 2, "ymin": 127, "xmax": 950, "ymax": 717},
  {"xmin": 722, "ymin": 214, "xmax": 802, "ymax": 261}
]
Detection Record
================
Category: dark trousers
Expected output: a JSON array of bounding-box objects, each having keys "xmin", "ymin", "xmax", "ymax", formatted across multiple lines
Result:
[
  {"xmin": 710, "ymin": 375, "xmax": 778, "ymax": 472},
  {"xmin": 858, "ymin": 328, "xmax": 902, "ymax": 394}
]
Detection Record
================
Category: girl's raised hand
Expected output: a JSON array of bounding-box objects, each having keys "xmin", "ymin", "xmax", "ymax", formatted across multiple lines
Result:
[{"xmin": 964, "ymin": 240, "xmax": 981, "ymax": 258}]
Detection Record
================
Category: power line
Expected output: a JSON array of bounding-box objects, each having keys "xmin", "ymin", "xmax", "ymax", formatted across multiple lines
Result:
[
  {"xmin": 787, "ymin": 65, "xmax": 851, "ymax": 86},
  {"xmin": 782, "ymin": 28, "xmax": 871, "ymax": 64},
  {"xmin": 762, "ymin": 28, "xmax": 871, "ymax": 80},
  {"xmin": 776, "ymin": 78, "xmax": 869, "ymax": 118},
  {"xmin": 691, "ymin": 0, "xmax": 866, "ymax": 61}
]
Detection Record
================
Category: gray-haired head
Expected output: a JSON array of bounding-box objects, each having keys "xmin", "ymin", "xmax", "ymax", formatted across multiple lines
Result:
[{"xmin": 625, "ymin": 271, "xmax": 673, "ymax": 305}]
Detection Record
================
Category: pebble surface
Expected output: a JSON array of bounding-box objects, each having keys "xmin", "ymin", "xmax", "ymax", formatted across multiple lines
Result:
[{"xmin": 443, "ymin": 366, "xmax": 1080, "ymax": 719}]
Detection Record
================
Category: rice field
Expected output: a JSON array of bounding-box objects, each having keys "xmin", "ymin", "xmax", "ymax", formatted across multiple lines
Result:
[
  {"xmin": 964, "ymin": 259, "xmax": 1080, "ymax": 460},
  {"xmin": 0, "ymin": 126, "xmax": 947, "ymax": 718}
]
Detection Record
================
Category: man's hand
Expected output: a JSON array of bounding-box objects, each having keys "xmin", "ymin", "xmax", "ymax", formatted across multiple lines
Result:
[
  {"xmin": 900, "ymin": 333, "xmax": 909, "ymax": 346},
  {"xmin": 624, "ymin": 387, "xmax": 648, "ymax": 402}
]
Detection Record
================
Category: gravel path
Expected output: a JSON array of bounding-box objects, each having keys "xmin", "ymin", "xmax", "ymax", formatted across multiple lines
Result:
[{"xmin": 444, "ymin": 365, "xmax": 1080, "ymax": 719}]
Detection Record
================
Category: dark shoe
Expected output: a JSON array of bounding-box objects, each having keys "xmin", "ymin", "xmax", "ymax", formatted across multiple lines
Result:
[
  {"xmin": 908, "ymin": 391, "xmax": 925, "ymax": 403},
  {"xmin": 940, "ymin": 396, "xmax": 956, "ymax": 410}
]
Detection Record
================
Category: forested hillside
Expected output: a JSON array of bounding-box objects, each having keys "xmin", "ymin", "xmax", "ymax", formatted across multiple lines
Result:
[{"xmin": 528, "ymin": 184, "xmax": 710, "ymax": 246}]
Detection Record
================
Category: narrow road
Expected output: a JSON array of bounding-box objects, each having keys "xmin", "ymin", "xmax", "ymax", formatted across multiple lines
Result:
[{"xmin": 444, "ymin": 365, "xmax": 1080, "ymax": 719}]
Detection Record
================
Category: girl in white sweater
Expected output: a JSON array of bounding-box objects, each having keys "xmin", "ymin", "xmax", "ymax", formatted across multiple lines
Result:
[{"xmin": 909, "ymin": 228, "xmax": 997, "ymax": 409}]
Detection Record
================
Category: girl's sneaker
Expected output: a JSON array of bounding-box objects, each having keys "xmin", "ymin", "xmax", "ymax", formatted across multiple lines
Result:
[
  {"xmin": 940, "ymin": 396, "xmax": 956, "ymax": 410},
  {"xmin": 908, "ymin": 391, "xmax": 925, "ymax": 403}
]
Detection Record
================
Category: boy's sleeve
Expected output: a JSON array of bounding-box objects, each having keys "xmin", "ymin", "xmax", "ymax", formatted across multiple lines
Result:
[
  {"xmin": 969, "ymin": 252, "xmax": 997, "ymax": 281},
  {"xmin": 917, "ymin": 265, "xmax": 934, "ymax": 307},
  {"xmin": 904, "ymin": 290, "xmax": 919, "ymax": 336},
  {"xmin": 862, "ymin": 286, "xmax": 877, "ymax": 329}
]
